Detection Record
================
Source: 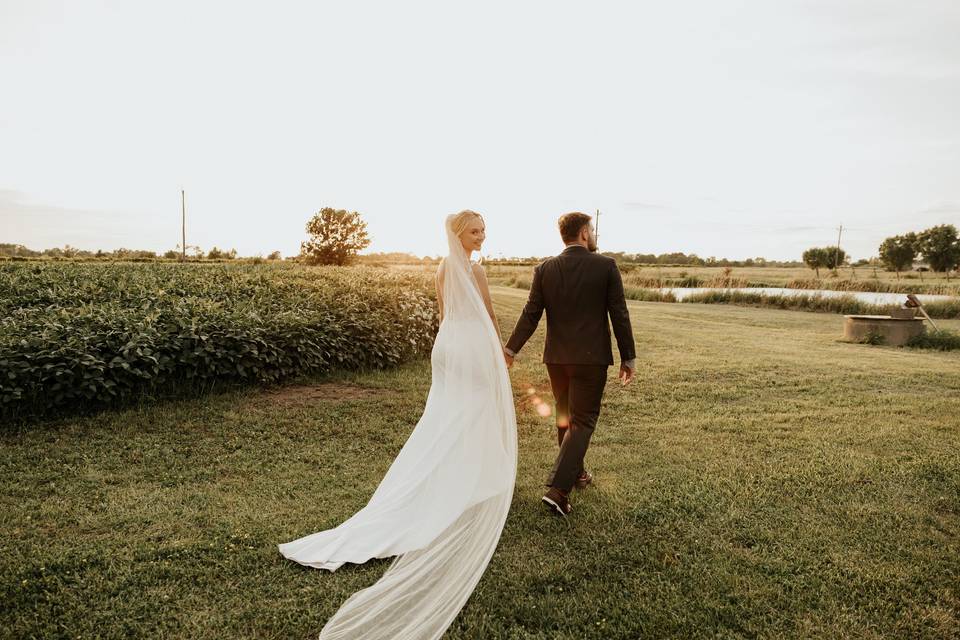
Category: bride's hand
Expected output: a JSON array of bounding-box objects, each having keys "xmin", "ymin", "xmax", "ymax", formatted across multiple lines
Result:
[{"xmin": 502, "ymin": 349, "xmax": 514, "ymax": 368}]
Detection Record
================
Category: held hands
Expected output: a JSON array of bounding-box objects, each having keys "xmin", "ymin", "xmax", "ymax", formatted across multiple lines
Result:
[
  {"xmin": 503, "ymin": 348, "xmax": 514, "ymax": 368},
  {"xmin": 618, "ymin": 363, "xmax": 634, "ymax": 386}
]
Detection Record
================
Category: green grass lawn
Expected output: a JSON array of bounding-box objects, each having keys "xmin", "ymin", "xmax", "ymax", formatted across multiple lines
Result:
[{"xmin": 2, "ymin": 287, "xmax": 959, "ymax": 639}]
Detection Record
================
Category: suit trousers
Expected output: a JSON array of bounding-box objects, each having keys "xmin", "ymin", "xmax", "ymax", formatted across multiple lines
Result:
[{"xmin": 545, "ymin": 364, "xmax": 608, "ymax": 492}]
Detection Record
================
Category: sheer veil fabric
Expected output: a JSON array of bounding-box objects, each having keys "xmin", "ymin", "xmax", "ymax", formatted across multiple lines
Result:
[{"xmin": 278, "ymin": 215, "xmax": 518, "ymax": 639}]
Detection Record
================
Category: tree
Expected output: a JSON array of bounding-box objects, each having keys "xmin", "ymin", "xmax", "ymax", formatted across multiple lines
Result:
[
  {"xmin": 300, "ymin": 208, "xmax": 371, "ymax": 266},
  {"xmin": 267, "ymin": 251, "xmax": 282, "ymax": 260},
  {"xmin": 823, "ymin": 246, "xmax": 847, "ymax": 271},
  {"xmin": 916, "ymin": 224, "xmax": 960, "ymax": 273},
  {"xmin": 0, "ymin": 243, "xmax": 40, "ymax": 257},
  {"xmin": 802, "ymin": 247, "xmax": 827, "ymax": 277},
  {"xmin": 176, "ymin": 243, "xmax": 203, "ymax": 259},
  {"xmin": 878, "ymin": 234, "xmax": 916, "ymax": 279},
  {"xmin": 207, "ymin": 247, "xmax": 237, "ymax": 260}
]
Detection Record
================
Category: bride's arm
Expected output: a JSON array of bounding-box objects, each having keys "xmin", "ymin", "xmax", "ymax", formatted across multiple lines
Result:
[
  {"xmin": 435, "ymin": 264, "xmax": 444, "ymax": 325},
  {"xmin": 471, "ymin": 264, "xmax": 502, "ymax": 343}
]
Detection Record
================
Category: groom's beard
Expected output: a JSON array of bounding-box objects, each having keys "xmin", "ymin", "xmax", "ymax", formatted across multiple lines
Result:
[{"xmin": 587, "ymin": 239, "xmax": 598, "ymax": 252}]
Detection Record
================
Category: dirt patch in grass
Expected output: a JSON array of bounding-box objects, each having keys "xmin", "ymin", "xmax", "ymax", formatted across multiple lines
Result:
[{"xmin": 255, "ymin": 383, "xmax": 397, "ymax": 407}]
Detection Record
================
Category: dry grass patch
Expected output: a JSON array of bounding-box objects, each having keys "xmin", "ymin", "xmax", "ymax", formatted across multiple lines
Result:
[{"xmin": 254, "ymin": 383, "xmax": 397, "ymax": 407}]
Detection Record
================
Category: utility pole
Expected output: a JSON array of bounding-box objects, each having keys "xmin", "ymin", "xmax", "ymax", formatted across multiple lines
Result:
[
  {"xmin": 596, "ymin": 209, "xmax": 601, "ymax": 250},
  {"xmin": 181, "ymin": 189, "xmax": 186, "ymax": 261},
  {"xmin": 834, "ymin": 224, "xmax": 843, "ymax": 273}
]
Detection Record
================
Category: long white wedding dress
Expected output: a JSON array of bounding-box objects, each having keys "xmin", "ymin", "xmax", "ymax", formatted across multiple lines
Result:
[{"xmin": 278, "ymin": 216, "xmax": 518, "ymax": 639}]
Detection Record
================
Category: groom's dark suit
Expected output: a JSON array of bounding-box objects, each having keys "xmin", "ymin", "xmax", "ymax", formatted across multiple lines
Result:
[{"xmin": 505, "ymin": 244, "xmax": 636, "ymax": 493}]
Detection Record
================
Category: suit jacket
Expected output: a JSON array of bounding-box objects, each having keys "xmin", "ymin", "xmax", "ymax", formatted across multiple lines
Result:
[{"xmin": 505, "ymin": 245, "xmax": 636, "ymax": 366}]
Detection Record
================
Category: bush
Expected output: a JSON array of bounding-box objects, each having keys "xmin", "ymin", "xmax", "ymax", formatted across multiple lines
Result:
[
  {"xmin": 0, "ymin": 263, "xmax": 438, "ymax": 419},
  {"xmin": 922, "ymin": 299, "xmax": 960, "ymax": 320},
  {"xmin": 858, "ymin": 330, "xmax": 887, "ymax": 346},
  {"xmin": 207, "ymin": 247, "xmax": 237, "ymax": 260},
  {"xmin": 906, "ymin": 329, "xmax": 960, "ymax": 351},
  {"xmin": 623, "ymin": 286, "xmax": 677, "ymax": 302}
]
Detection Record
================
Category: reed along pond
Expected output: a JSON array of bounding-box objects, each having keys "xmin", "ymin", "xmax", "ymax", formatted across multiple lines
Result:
[{"xmin": 659, "ymin": 287, "xmax": 956, "ymax": 306}]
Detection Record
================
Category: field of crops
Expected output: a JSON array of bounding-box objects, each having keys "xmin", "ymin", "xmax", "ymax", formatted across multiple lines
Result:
[{"xmin": 0, "ymin": 263, "xmax": 438, "ymax": 420}]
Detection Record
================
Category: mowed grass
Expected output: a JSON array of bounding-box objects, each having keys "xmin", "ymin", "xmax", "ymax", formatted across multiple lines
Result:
[{"xmin": 2, "ymin": 287, "xmax": 959, "ymax": 639}]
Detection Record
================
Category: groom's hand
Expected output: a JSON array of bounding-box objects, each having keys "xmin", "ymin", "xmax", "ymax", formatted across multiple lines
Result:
[
  {"xmin": 503, "ymin": 349, "xmax": 514, "ymax": 368},
  {"xmin": 618, "ymin": 363, "xmax": 634, "ymax": 386}
]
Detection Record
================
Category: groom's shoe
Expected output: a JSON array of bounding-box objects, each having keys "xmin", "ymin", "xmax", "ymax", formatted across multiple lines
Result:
[
  {"xmin": 542, "ymin": 487, "xmax": 572, "ymax": 517},
  {"xmin": 574, "ymin": 470, "xmax": 593, "ymax": 490}
]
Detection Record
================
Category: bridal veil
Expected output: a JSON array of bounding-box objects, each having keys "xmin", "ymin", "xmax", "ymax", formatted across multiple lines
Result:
[{"xmin": 278, "ymin": 213, "xmax": 518, "ymax": 639}]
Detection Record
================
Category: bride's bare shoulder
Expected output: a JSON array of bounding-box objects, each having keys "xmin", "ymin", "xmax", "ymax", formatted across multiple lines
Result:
[{"xmin": 470, "ymin": 262, "xmax": 487, "ymax": 280}]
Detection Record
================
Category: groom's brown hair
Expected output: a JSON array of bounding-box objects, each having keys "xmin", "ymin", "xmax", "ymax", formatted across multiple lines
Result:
[{"xmin": 558, "ymin": 212, "xmax": 592, "ymax": 243}]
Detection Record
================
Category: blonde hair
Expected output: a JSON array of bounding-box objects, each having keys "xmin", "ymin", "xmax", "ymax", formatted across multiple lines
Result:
[{"xmin": 448, "ymin": 210, "xmax": 484, "ymax": 236}]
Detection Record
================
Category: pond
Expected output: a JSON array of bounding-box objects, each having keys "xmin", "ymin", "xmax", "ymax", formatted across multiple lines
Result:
[{"xmin": 658, "ymin": 287, "xmax": 956, "ymax": 306}]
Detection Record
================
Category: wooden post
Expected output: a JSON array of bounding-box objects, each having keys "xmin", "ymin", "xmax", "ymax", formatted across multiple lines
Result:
[
  {"xmin": 181, "ymin": 189, "xmax": 186, "ymax": 261},
  {"xmin": 595, "ymin": 209, "xmax": 600, "ymax": 250},
  {"xmin": 906, "ymin": 294, "xmax": 940, "ymax": 332},
  {"xmin": 833, "ymin": 224, "xmax": 843, "ymax": 274}
]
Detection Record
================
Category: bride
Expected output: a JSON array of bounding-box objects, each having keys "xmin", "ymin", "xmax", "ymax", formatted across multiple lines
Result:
[{"xmin": 278, "ymin": 210, "xmax": 518, "ymax": 639}]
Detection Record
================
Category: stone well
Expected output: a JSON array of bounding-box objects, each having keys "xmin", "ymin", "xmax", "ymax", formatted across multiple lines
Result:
[{"xmin": 843, "ymin": 315, "xmax": 925, "ymax": 346}]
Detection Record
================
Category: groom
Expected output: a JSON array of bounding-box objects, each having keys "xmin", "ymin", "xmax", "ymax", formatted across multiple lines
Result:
[{"xmin": 503, "ymin": 212, "xmax": 636, "ymax": 516}]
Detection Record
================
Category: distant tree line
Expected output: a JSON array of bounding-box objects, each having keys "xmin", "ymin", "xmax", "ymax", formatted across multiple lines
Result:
[
  {"xmin": 355, "ymin": 251, "xmax": 798, "ymax": 267},
  {"xmin": 800, "ymin": 224, "xmax": 959, "ymax": 279},
  {"xmin": 358, "ymin": 252, "xmax": 438, "ymax": 265},
  {"xmin": 595, "ymin": 252, "xmax": 797, "ymax": 267},
  {"xmin": 0, "ymin": 243, "xmax": 284, "ymax": 261}
]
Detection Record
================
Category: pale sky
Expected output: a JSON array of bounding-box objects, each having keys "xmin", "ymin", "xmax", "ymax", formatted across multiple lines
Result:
[{"xmin": 2, "ymin": 0, "xmax": 959, "ymax": 260}]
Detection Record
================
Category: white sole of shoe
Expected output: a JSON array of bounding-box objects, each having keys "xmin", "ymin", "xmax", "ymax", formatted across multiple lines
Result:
[{"xmin": 541, "ymin": 495, "xmax": 568, "ymax": 517}]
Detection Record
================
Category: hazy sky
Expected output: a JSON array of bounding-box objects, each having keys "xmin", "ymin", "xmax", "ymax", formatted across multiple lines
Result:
[{"xmin": 2, "ymin": 0, "xmax": 959, "ymax": 260}]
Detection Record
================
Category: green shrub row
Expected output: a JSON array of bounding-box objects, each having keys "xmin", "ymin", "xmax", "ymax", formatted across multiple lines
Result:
[
  {"xmin": 623, "ymin": 286, "xmax": 678, "ymax": 303},
  {"xmin": 0, "ymin": 263, "xmax": 438, "ymax": 419},
  {"xmin": 783, "ymin": 277, "xmax": 960, "ymax": 296},
  {"xmin": 681, "ymin": 290, "xmax": 960, "ymax": 319}
]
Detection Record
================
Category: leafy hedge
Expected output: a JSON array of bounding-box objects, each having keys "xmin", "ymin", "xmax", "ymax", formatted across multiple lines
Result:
[{"xmin": 0, "ymin": 263, "xmax": 438, "ymax": 418}]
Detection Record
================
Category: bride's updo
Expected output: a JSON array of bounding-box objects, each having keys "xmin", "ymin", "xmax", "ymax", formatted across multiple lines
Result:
[{"xmin": 447, "ymin": 210, "xmax": 484, "ymax": 237}]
